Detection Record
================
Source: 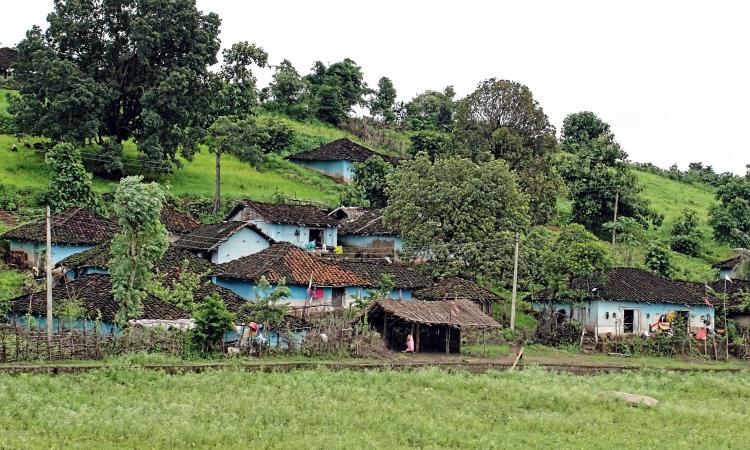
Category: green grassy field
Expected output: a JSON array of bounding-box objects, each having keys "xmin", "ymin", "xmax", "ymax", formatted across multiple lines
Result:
[{"xmin": 0, "ymin": 367, "xmax": 747, "ymax": 449}]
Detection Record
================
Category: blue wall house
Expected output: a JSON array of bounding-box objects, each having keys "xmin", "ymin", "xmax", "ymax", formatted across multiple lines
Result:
[
  {"xmin": 330, "ymin": 207, "xmax": 403, "ymax": 256},
  {"xmin": 174, "ymin": 221, "xmax": 274, "ymax": 264},
  {"xmin": 1, "ymin": 207, "xmax": 118, "ymax": 269},
  {"xmin": 224, "ymin": 200, "xmax": 338, "ymax": 251},
  {"xmin": 212, "ymin": 242, "xmax": 374, "ymax": 308},
  {"xmin": 286, "ymin": 138, "xmax": 399, "ymax": 183},
  {"xmin": 531, "ymin": 268, "xmax": 717, "ymax": 338},
  {"xmin": 712, "ymin": 255, "xmax": 746, "ymax": 281}
]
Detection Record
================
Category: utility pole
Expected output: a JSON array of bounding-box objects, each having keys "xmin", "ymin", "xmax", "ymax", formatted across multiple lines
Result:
[
  {"xmin": 45, "ymin": 205, "xmax": 53, "ymax": 346},
  {"xmin": 510, "ymin": 232, "xmax": 520, "ymax": 331},
  {"xmin": 610, "ymin": 191, "xmax": 619, "ymax": 255}
]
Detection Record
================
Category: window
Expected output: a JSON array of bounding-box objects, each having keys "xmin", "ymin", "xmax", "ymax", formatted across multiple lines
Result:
[{"xmin": 605, "ymin": 312, "xmax": 609, "ymax": 319}]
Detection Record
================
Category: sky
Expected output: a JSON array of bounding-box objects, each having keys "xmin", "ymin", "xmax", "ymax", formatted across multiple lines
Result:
[{"xmin": 3, "ymin": 0, "xmax": 749, "ymax": 174}]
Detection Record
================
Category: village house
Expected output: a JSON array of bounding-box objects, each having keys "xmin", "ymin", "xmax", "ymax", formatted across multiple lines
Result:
[
  {"xmin": 329, "ymin": 207, "xmax": 403, "ymax": 256},
  {"xmin": 174, "ymin": 221, "xmax": 274, "ymax": 264},
  {"xmin": 59, "ymin": 243, "xmax": 214, "ymax": 280},
  {"xmin": 413, "ymin": 277, "xmax": 502, "ymax": 315},
  {"xmin": 0, "ymin": 47, "xmax": 18, "ymax": 78},
  {"xmin": 531, "ymin": 268, "xmax": 717, "ymax": 338},
  {"xmin": 225, "ymin": 200, "xmax": 338, "ymax": 250},
  {"xmin": 212, "ymin": 242, "xmax": 371, "ymax": 308},
  {"xmin": 286, "ymin": 138, "xmax": 399, "ymax": 183},
  {"xmin": 712, "ymin": 255, "xmax": 747, "ymax": 281},
  {"xmin": 1, "ymin": 207, "xmax": 118, "ymax": 269},
  {"xmin": 710, "ymin": 278, "xmax": 750, "ymax": 328},
  {"xmin": 333, "ymin": 260, "xmax": 433, "ymax": 300},
  {"xmin": 365, "ymin": 298, "xmax": 500, "ymax": 353}
]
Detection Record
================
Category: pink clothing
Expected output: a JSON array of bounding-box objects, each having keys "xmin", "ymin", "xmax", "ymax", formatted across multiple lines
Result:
[{"xmin": 406, "ymin": 335, "xmax": 414, "ymax": 352}]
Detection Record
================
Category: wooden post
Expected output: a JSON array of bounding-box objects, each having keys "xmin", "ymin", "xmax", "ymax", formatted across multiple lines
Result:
[
  {"xmin": 445, "ymin": 325, "xmax": 450, "ymax": 354},
  {"xmin": 483, "ymin": 329, "xmax": 487, "ymax": 357},
  {"xmin": 510, "ymin": 346, "xmax": 524, "ymax": 371},
  {"xmin": 382, "ymin": 314, "xmax": 387, "ymax": 348},
  {"xmin": 45, "ymin": 205, "xmax": 53, "ymax": 351},
  {"xmin": 415, "ymin": 323, "xmax": 420, "ymax": 353},
  {"xmin": 510, "ymin": 232, "xmax": 520, "ymax": 330}
]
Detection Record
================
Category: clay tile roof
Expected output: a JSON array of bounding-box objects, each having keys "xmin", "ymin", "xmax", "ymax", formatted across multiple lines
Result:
[
  {"xmin": 709, "ymin": 279, "xmax": 750, "ymax": 311},
  {"xmin": 414, "ymin": 278, "xmax": 501, "ymax": 302},
  {"xmin": 9, "ymin": 275, "xmax": 189, "ymax": 322},
  {"xmin": 712, "ymin": 255, "xmax": 742, "ymax": 270},
  {"xmin": 371, "ymin": 299, "xmax": 500, "ymax": 328},
  {"xmin": 174, "ymin": 221, "xmax": 273, "ymax": 252},
  {"xmin": 535, "ymin": 268, "xmax": 717, "ymax": 305},
  {"xmin": 58, "ymin": 243, "xmax": 214, "ymax": 275},
  {"xmin": 333, "ymin": 261, "xmax": 432, "ymax": 289},
  {"xmin": 1, "ymin": 207, "xmax": 118, "ymax": 245},
  {"xmin": 0, "ymin": 47, "xmax": 18, "ymax": 71},
  {"xmin": 225, "ymin": 200, "xmax": 338, "ymax": 227},
  {"xmin": 287, "ymin": 138, "xmax": 400, "ymax": 165},
  {"xmin": 214, "ymin": 243, "xmax": 370, "ymax": 287},
  {"xmin": 160, "ymin": 204, "xmax": 201, "ymax": 235},
  {"xmin": 337, "ymin": 208, "xmax": 399, "ymax": 236}
]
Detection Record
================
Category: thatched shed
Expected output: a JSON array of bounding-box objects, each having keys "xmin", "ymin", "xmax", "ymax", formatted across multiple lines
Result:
[{"xmin": 366, "ymin": 299, "xmax": 500, "ymax": 354}]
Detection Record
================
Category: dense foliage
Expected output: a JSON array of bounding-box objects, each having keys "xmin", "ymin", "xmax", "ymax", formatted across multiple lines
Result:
[
  {"xmin": 400, "ymin": 87, "xmax": 455, "ymax": 132},
  {"xmin": 384, "ymin": 153, "xmax": 529, "ymax": 281},
  {"xmin": 44, "ymin": 143, "xmax": 101, "ymax": 213},
  {"xmin": 644, "ymin": 242, "xmax": 674, "ymax": 277},
  {"xmin": 670, "ymin": 209, "xmax": 703, "ymax": 256},
  {"xmin": 452, "ymin": 79, "xmax": 562, "ymax": 224},
  {"xmin": 349, "ymin": 156, "xmax": 393, "ymax": 208},
  {"xmin": 10, "ymin": 0, "xmax": 221, "ymax": 170},
  {"xmin": 192, "ymin": 293, "xmax": 235, "ymax": 353},
  {"xmin": 708, "ymin": 172, "xmax": 750, "ymax": 246},
  {"xmin": 110, "ymin": 176, "xmax": 169, "ymax": 324}
]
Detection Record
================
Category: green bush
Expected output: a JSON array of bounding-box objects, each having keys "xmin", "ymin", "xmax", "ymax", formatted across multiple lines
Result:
[{"xmin": 0, "ymin": 116, "xmax": 16, "ymax": 134}]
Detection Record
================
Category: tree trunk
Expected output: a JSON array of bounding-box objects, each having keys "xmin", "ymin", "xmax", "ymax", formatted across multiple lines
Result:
[{"xmin": 213, "ymin": 152, "xmax": 221, "ymax": 214}]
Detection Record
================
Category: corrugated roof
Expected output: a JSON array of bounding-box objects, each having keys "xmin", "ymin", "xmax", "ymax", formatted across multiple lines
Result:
[
  {"xmin": 214, "ymin": 243, "xmax": 370, "ymax": 287},
  {"xmin": 287, "ymin": 138, "xmax": 399, "ymax": 165},
  {"xmin": 371, "ymin": 299, "xmax": 500, "ymax": 328},
  {"xmin": 1, "ymin": 207, "xmax": 118, "ymax": 245}
]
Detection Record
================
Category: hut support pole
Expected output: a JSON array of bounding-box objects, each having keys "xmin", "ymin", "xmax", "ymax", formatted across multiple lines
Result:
[
  {"xmin": 483, "ymin": 329, "xmax": 487, "ymax": 357},
  {"xmin": 415, "ymin": 323, "xmax": 420, "ymax": 353},
  {"xmin": 382, "ymin": 314, "xmax": 387, "ymax": 348},
  {"xmin": 445, "ymin": 326, "xmax": 450, "ymax": 354}
]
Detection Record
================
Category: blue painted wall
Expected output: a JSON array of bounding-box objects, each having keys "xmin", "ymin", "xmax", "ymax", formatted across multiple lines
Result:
[
  {"xmin": 339, "ymin": 235, "xmax": 403, "ymax": 252},
  {"xmin": 9, "ymin": 240, "xmax": 94, "ymax": 267},
  {"xmin": 254, "ymin": 222, "xmax": 337, "ymax": 249},
  {"xmin": 211, "ymin": 227, "xmax": 271, "ymax": 264},
  {"xmin": 533, "ymin": 299, "xmax": 715, "ymax": 335},
  {"xmin": 291, "ymin": 159, "xmax": 354, "ymax": 182},
  {"xmin": 7, "ymin": 313, "xmax": 118, "ymax": 335}
]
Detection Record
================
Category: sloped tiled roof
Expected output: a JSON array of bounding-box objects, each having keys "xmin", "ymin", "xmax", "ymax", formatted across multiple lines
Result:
[
  {"xmin": 414, "ymin": 278, "xmax": 501, "ymax": 302},
  {"xmin": 225, "ymin": 200, "xmax": 338, "ymax": 227},
  {"xmin": 337, "ymin": 208, "xmax": 399, "ymax": 236},
  {"xmin": 59, "ymin": 243, "xmax": 213, "ymax": 274},
  {"xmin": 288, "ymin": 138, "xmax": 399, "ymax": 165},
  {"xmin": 0, "ymin": 47, "xmax": 17, "ymax": 71},
  {"xmin": 709, "ymin": 279, "xmax": 750, "ymax": 312},
  {"xmin": 370, "ymin": 299, "xmax": 500, "ymax": 328},
  {"xmin": 534, "ymin": 268, "xmax": 716, "ymax": 305},
  {"xmin": 214, "ymin": 243, "xmax": 370, "ymax": 287},
  {"xmin": 9, "ymin": 275, "xmax": 189, "ymax": 322},
  {"xmin": 334, "ymin": 261, "xmax": 431, "ymax": 289},
  {"xmin": 174, "ymin": 221, "xmax": 273, "ymax": 252},
  {"xmin": 160, "ymin": 204, "xmax": 201, "ymax": 235},
  {"xmin": 1, "ymin": 207, "xmax": 118, "ymax": 245},
  {"xmin": 712, "ymin": 255, "xmax": 742, "ymax": 270}
]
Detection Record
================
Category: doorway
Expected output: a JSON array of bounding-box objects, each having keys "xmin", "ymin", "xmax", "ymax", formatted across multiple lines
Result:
[
  {"xmin": 623, "ymin": 309, "xmax": 635, "ymax": 333},
  {"xmin": 332, "ymin": 288, "xmax": 345, "ymax": 307},
  {"xmin": 309, "ymin": 229, "xmax": 324, "ymax": 248}
]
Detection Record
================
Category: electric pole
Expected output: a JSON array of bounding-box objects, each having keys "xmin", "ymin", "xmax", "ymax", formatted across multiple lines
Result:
[
  {"xmin": 510, "ymin": 232, "xmax": 520, "ymax": 331},
  {"xmin": 610, "ymin": 191, "xmax": 619, "ymax": 255},
  {"xmin": 45, "ymin": 205, "xmax": 53, "ymax": 346}
]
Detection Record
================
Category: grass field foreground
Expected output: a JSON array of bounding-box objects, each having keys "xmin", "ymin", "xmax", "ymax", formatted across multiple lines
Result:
[{"xmin": 0, "ymin": 367, "xmax": 748, "ymax": 449}]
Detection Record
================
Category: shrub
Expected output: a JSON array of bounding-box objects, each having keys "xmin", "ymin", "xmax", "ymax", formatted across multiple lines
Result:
[
  {"xmin": 0, "ymin": 116, "xmax": 16, "ymax": 134},
  {"xmin": 191, "ymin": 294, "xmax": 235, "ymax": 354}
]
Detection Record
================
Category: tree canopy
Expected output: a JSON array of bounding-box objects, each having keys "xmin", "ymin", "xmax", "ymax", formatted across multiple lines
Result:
[
  {"xmin": 10, "ymin": 0, "xmax": 221, "ymax": 170},
  {"xmin": 384, "ymin": 153, "xmax": 530, "ymax": 281},
  {"xmin": 44, "ymin": 143, "xmax": 101, "ymax": 213},
  {"xmin": 369, "ymin": 77, "xmax": 397, "ymax": 125},
  {"xmin": 708, "ymin": 172, "xmax": 750, "ymax": 247},
  {"xmin": 452, "ymin": 79, "xmax": 563, "ymax": 224}
]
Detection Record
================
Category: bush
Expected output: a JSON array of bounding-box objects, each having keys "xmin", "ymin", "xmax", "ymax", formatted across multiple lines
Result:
[
  {"xmin": 0, "ymin": 116, "xmax": 16, "ymax": 134},
  {"xmin": 191, "ymin": 294, "xmax": 235, "ymax": 354}
]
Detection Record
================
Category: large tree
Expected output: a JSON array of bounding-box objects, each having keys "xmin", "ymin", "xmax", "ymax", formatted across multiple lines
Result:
[
  {"xmin": 268, "ymin": 59, "xmax": 307, "ymax": 118},
  {"xmin": 708, "ymin": 171, "xmax": 750, "ymax": 247},
  {"xmin": 402, "ymin": 86, "xmax": 455, "ymax": 132},
  {"xmin": 204, "ymin": 116, "xmax": 267, "ymax": 213},
  {"xmin": 452, "ymin": 79, "xmax": 563, "ymax": 224},
  {"xmin": 369, "ymin": 77, "xmax": 397, "ymax": 124},
  {"xmin": 384, "ymin": 153, "xmax": 530, "ymax": 281},
  {"xmin": 559, "ymin": 112, "xmax": 658, "ymax": 232},
  {"xmin": 9, "ymin": 0, "xmax": 221, "ymax": 170},
  {"xmin": 350, "ymin": 156, "xmax": 393, "ymax": 208},
  {"xmin": 213, "ymin": 41, "xmax": 267, "ymax": 118},
  {"xmin": 110, "ymin": 176, "xmax": 169, "ymax": 324},
  {"xmin": 305, "ymin": 58, "xmax": 365, "ymax": 124}
]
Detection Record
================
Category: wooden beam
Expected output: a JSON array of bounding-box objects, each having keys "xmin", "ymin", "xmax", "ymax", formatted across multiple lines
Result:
[{"xmin": 415, "ymin": 323, "xmax": 420, "ymax": 353}]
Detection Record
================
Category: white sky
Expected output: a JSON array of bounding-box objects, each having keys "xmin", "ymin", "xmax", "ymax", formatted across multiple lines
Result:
[{"xmin": 3, "ymin": 0, "xmax": 749, "ymax": 173}]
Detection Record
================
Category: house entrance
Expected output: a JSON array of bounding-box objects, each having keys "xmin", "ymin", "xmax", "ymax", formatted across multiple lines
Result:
[
  {"xmin": 332, "ymin": 288, "xmax": 345, "ymax": 307},
  {"xmin": 623, "ymin": 309, "xmax": 635, "ymax": 333},
  {"xmin": 309, "ymin": 229, "xmax": 324, "ymax": 248}
]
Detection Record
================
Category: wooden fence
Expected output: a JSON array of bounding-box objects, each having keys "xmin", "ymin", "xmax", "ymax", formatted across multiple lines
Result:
[{"xmin": 0, "ymin": 324, "xmax": 188, "ymax": 363}]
